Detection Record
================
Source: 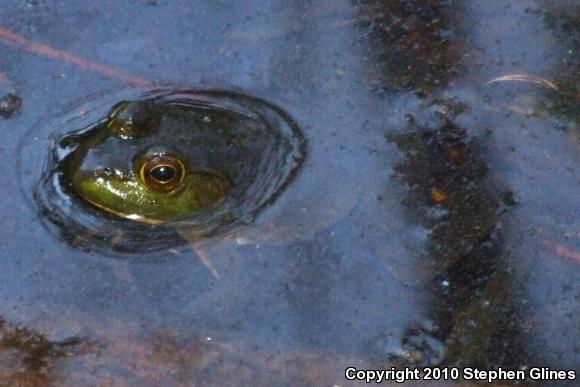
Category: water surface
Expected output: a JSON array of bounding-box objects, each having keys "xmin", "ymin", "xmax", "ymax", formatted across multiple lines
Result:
[{"xmin": 0, "ymin": 0, "xmax": 578, "ymax": 385}]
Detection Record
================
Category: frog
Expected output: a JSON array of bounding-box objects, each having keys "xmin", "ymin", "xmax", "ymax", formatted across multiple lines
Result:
[
  {"xmin": 66, "ymin": 100, "xmax": 231, "ymax": 224},
  {"xmin": 37, "ymin": 90, "xmax": 308, "ymax": 257}
]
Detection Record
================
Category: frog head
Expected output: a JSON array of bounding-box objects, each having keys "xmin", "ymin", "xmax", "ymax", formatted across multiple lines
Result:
[{"xmin": 66, "ymin": 101, "xmax": 231, "ymax": 223}]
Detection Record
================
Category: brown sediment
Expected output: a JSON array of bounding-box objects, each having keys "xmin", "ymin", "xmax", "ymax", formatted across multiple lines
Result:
[
  {"xmin": 0, "ymin": 317, "xmax": 95, "ymax": 386},
  {"xmin": 354, "ymin": 0, "xmax": 463, "ymax": 91},
  {"xmin": 0, "ymin": 27, "xmax": 154, "ymax": 88},
  {"xmin": 388, "ymin": 119, "xmax": 526, "ymax": 369}
]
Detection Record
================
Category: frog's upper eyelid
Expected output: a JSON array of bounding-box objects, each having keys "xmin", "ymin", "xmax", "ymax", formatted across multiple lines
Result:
[{"xmin": 132, "ymin": 147, "xmax": 186, "ymax": 170}]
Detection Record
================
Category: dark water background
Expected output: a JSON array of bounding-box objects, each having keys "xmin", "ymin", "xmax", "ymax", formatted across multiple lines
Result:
[{"xmin": 0, "ymin": 0, "xmax": 578, "ymax": 385}]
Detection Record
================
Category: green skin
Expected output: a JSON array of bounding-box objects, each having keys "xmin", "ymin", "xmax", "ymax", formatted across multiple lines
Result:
[{"xmin": 69, "ymin": 102, "xmax": 230, "ymax": 224}]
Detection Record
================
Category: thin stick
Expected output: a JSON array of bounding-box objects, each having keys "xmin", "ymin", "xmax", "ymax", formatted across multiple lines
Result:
[
  {"xmin": 542, "ymin": 240, "xmax": 580, "ymax": 263},
  {"xmin": 192, "ymin": 243, "xmax": 220, "ymax": 278},
  {"xmin": 0, "ymin": 27, "xmax": 153, "ymax": 88},
  {"xmin": 487, "ymin": 74, "xmax": 559, "ymax": 91}
]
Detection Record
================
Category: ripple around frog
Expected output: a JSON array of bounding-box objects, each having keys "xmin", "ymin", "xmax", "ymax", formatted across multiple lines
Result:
[{"xmin": 22, "ymin": 88, "xmax": 307, "ymax": 255}]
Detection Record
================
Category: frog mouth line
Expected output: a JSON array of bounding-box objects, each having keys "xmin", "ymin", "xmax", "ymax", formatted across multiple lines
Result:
[
  {"xmin": 76, "ymin": 193, "xmax": 165, "ymax": 225},
  {"xmin": 72, "ymin": 167, "xmax": 233, "ymax": 224},
  {"xmin": 75, "ymin": 173, "xmax": 232, "ymax": 225}
]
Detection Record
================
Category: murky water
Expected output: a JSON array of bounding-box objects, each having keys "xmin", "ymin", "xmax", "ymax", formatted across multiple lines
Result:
[{"xmin": 0, "ymin": 0, "xmax": 578, "ymax": 386}]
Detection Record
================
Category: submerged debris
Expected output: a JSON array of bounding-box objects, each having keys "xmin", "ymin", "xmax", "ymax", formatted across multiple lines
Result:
[{"xmin": 0, "ymin": 93, "xmax": 22, "ymax": 118}]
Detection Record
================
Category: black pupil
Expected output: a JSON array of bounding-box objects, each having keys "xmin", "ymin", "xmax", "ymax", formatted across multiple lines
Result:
[{"xmin": 150, "ymin": 165, "xmax": 176, "ymax": 183}]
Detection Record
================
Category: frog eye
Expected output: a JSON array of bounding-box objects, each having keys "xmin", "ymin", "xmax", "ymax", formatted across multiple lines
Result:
[{"xmin": 139, "ymin": 155, "xmax": 185, "ymax": 193}]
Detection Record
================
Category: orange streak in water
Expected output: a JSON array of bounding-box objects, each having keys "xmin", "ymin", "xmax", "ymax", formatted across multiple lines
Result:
[
  {"xmin": 542, "ymin": 240, "xmax": 580, "ymax": 263},
  {"xmin": 0, "ymin": 27, "xmax": 153, "ymax": 88},
  {"xmin": 0, "ymin": 71, "xmax": 7, "ymax": 83}
]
